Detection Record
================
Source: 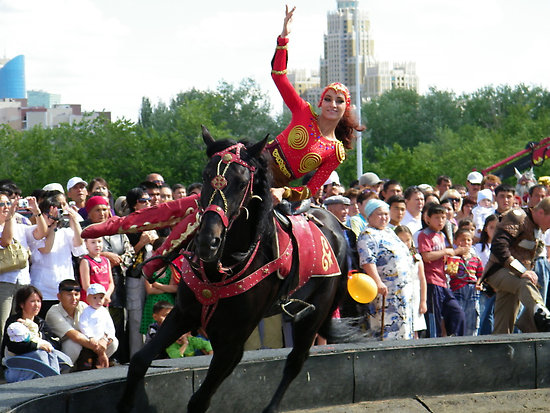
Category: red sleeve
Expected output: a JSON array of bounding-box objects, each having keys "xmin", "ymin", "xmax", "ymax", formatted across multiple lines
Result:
[
  {"xmin": 417, "ymin": 232, "xmax": 432, "ymax": 253},
  {"xmin": 305, "ymin": 158, "xmax": 342, "ymax": 197},
  {"xmin": 271, "ymin": 36, "xmax": 304, "ymax": 112},
  {"xmin": 475, "ymin": 258, "xmax": 484, "ymax": 279}
]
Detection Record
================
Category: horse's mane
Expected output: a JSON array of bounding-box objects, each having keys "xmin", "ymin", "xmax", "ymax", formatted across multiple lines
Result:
[{"xmin": 206, "ymin": 138, "xmax": 274, "ymax": 243}]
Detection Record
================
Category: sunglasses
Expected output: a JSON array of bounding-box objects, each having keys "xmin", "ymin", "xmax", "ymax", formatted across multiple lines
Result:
[
  {"xmin": 448, "ymin": 198, "xmax": 461, "ymax": 202},
  {"xmin": 60, "ymin": 287, "xmax": 81, "ymax": 293},
  {"xmin": 137, "ymin": 198, "xmax": 151, "ymax": 203},
  {"xmin": 0, "ymin": 201, "xmax": 12, "ymax": 207}
]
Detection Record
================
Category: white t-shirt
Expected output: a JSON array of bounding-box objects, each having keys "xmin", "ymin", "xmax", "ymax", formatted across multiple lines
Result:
[
  {"xmin": 401, "ymin": 210, "xmax": 423, "ymax": 235},
  {"xmin": 474, "ymin": 242, "xmax": 491, "ymax": 268},
  {"xmin": 30, "ymin": 227, "xmax": 87, "ymax": 300},
  {"xmin": 542, "ymin": 229, "xmax": 550, "ymax": 259},
  {"xmin": 79, "ymin": 305, "xmax": 116, "ymax": 340},
  {"xmin": 0, "ymin": 223, "xmax": 37, "ymax": 285}
]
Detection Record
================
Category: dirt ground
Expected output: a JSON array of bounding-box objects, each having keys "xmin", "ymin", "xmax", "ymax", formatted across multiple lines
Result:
[{"xmin": 286, "ymin": 388, "xmax": 550, "ymax": 413}]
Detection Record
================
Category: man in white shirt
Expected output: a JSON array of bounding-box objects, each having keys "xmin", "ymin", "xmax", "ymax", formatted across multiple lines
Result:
[
  {"xmin": 46, "ymin": 280, "xmax": 116, "ymax": 367},
  {"xmin": 401, "ymin": 186, "xmax": 425, "ymax": 235}
]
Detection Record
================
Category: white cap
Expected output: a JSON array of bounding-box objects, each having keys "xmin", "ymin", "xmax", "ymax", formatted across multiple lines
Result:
[
  {"xmin": 477, "ymin": 188, "xmax": 494, "ymax": 203},
  {"xmin": 324, "ymin": 171, "xmax": 341, "ymax": 186},
  {"xmin": 42, "ymin": 183, "xmax": 65, "ymax": 193},
  {"xmin": 67, "ymin": 177, "xmax": 88, "ymax": 191},
  {"xmin": 87, "ymin": 283, "xmax": 106, "ymax": 296},
  {"xmin": 7, "ymin": 322, "xmax": 30, "ymax": 343},
  {"xmin": 467, "ymin": 171, "xmax": 483, "ymax": 185},
  {"xmin": 418, "ymin": 184, "xmax": 434, "ymax": 193}
]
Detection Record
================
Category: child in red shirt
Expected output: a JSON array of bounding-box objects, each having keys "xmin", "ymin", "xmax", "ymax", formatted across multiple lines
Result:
[
  {"xmin": 79, "ymin": 238, "xmax": 114, "ymax": 305},
  {"xmin": 448, "ymin": 228, "xmax": 484, "ymax": 335},
  {"xmin": 417, "ymin": 204, "xmax": 467, "ymax": 337}
]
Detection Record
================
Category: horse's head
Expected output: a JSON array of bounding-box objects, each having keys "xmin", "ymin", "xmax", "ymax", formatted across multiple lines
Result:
[
  {"xmin": 196, "ymin": 126, "xmax": 269, "ymax": 263},
  {"xmin": 515, "ymin": 167, "xmax": 537, "ymax": 199}
]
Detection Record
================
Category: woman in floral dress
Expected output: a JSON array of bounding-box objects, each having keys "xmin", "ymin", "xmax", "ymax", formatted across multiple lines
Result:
[{"xmin": 357, "ymin": 199, "xmax": 414, "ymax": 340}]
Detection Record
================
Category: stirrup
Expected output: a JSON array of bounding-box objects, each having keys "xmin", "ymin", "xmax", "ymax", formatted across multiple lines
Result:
[{"xmin": 281, "ymin": 298, "xmax": 316, "ymax": 322}]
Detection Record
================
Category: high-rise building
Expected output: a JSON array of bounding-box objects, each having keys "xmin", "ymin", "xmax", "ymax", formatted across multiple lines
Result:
[
  {"xmin": 365, "ymin": 62, "xmax": 419, "ymax": 97},
  {"xmin": 0, "ymin": 55, "xmax": 26, "ymax": 99},
  {"xmin": 318, "ymin": 1, "xmax": 418, "ymax": 100},
  {"xmin": 287, "ymin": 69, "xmax": 322, "ymax": 107},
  {"xmin": 320, "ymin": 0, "xmax": 374, "ymax": 94},
  {"xmin": 27, "ymin": 90, "xmax": 62, "ymax": 108}
]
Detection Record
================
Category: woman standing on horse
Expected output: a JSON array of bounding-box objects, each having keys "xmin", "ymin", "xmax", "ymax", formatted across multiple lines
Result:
[
  {"xmin": 81, "ymin": 5, "xmax": 363, "ymax": 275},
  {"xmin": 270, "ymin": 5, "xmax": 363, "ymax": 204}
]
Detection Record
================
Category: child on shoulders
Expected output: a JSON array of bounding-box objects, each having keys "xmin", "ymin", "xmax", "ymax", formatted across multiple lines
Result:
[
  {"xmin": 472, "ymin": 189, "xmax": 495, "ymax": 241},
  {"xmin": 79, "ymin": 237, "xmax": 114, "ymax": 305}
]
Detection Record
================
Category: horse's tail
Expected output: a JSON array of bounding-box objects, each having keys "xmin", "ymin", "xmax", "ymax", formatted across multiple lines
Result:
[
  {"xmin": 318, "ymin": 317, "xmax": 370, "ymax": 344},
  {"xmin": 317, "ymin": 261, "xmax": 369, "ymax": 344}
]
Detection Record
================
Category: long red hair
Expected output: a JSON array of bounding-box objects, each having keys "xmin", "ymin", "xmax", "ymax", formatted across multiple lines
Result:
[{"xmin": 335, "ymin": 107, "xmax": 365, "ymax": 150}]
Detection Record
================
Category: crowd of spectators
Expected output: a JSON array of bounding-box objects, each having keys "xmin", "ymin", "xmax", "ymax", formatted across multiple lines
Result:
[
  {"xmin": 3, "ymin": 167, "xmax": 550, "ymax": 382},
  {"xmin": 0, "ymin": 176, "xmax": 205, "ymax": 381}
]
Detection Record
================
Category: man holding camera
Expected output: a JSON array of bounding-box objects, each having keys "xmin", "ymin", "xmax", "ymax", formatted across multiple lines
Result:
[{"xmin": 30, "ymin": 190, "xmax": 87, "ymax": 318}]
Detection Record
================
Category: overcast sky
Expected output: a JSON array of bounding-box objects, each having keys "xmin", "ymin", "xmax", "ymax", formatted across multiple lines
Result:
[{"xmin": 1, "ymin": 0, "xmax": 549, "ymax": 121}]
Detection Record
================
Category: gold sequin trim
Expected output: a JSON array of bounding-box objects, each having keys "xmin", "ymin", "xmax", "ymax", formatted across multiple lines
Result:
[
  {"xmin": 336, "ymin": 142, "xmax": 346, "ymax": 163},
  {"xmin": 271, "ymin": 69, "xmax": 287, "ymax": 75},
  {"xmin": 276, "ymin": 45, "xmax": 288, "ymax": 50},
  {"xmin": 308, "ymin": 103, "xmax": 318, "ymax": 118},
  {"xmin": 272, "ymin": 148, "xmax": 292, "ymax": 178},
  {"xmin": 282, "ymin": 187, "xmax": 292, "ymax": 199}
]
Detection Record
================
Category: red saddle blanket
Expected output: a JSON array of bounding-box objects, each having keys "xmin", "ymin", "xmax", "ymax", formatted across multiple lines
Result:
[{"xmin": 276, "ymin": 215, "xmax": 341, "ymax": 291}]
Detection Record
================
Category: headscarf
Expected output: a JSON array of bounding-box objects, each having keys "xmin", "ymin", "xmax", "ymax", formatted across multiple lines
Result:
[
  {"xmin": 364, "ymin": 199, "xmax": 389, "ymax": 218},
  {"xmin": 85, "ymin": 195, "xmax": 109, "ymax": 213}
]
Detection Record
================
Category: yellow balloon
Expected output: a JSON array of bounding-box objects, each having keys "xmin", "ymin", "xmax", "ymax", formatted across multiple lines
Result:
[{"xmin": 347, "ymin": 272, "xmax": 378, "ymax": 304}]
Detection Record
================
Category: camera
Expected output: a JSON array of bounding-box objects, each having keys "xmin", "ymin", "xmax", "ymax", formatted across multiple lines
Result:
[
  {"xmin": 18, "ymin": 199, "xmax": 29, "ymax": 209},
  {"xmin": 57, "ymin": 208, "xmax": 70, "ymax": 228}
]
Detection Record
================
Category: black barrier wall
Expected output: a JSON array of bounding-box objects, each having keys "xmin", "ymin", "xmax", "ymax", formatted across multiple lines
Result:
[{"xmin": 2, "ymin": 333, "xmax": 550, "ymax": 413}]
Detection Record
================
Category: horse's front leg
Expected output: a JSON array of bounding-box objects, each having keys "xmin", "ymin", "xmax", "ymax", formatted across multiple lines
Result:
[
  {"xmin": 117, "ymin": 307, "xmax": 191, "ymax": 413},
  {"xmin": 187, "ymin": 341, "xmax": 246, "ymax": 413},
  {"xmin": 263, "ymin": 278, "xmax": 338, "ymax": 413}
]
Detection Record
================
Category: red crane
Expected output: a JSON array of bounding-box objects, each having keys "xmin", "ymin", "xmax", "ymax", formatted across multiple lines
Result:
[{"xmin": 480, "ymin": 137, "xmax": 550, "ymax": 179}]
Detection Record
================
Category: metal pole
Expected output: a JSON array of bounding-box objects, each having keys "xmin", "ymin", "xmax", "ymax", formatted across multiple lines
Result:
[{"xmin": 354, "ymin": 1, "xmax": 363, "ymax": 178}]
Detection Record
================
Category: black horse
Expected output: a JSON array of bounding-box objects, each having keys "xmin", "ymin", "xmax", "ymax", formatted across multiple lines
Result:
[{"xmin": 118, "ymin": 127, "xmax": 350, "ymax": 413}]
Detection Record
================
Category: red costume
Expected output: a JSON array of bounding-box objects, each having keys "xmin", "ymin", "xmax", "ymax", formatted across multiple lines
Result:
[
  {"xmin": 267, "ymin": 36, "xmax": 347, "ymax": 202},
  {"xmin": 82, "ymin": 36, "xmax": 350, "ymax": 276}
]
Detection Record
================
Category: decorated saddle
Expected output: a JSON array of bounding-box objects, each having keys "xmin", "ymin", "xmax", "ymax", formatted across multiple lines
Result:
[{"xmin": 175, "ymin": 213, "xmax": 340, "ymax": 327}]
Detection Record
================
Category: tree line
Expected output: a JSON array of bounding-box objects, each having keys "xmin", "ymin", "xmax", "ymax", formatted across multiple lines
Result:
[{"xmin": 1, "ymin": 80, "xmax": 550, "ymax": 197}]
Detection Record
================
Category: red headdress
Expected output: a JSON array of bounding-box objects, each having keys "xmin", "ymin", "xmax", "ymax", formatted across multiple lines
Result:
[
  {"xmin": 318, "ymin": 82, "xmax": 351, "ymax": 108},
  {"xmin": 85, "ymin": 195, "xmax": 109, "ymax": 213}
]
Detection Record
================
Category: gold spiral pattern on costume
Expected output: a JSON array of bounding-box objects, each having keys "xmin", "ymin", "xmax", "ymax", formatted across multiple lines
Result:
[
  {"xmin": 320, "ymin": 236, "xmax": 333, "ymax": 271},
  {"xmin": 336, "ymin": 141, "xmax": 346, "ymax": 163},
  {"xmin": 298, "ymin": 153, "xmax": 322, "ymax": 174},
  {"xmin": 288, "ymin": 126, "xmax": 309, "ymax": 150}
]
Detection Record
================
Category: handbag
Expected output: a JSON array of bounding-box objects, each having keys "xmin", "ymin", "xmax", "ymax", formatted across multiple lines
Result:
[{"xmin": 0, "ymin": 239, "xmax": 30, "ymax": 274}]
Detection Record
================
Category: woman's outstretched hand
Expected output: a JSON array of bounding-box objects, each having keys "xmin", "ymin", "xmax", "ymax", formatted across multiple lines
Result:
[{"xmin": 280, "ymin": 5, "xmax": 296, "ymax": 38}]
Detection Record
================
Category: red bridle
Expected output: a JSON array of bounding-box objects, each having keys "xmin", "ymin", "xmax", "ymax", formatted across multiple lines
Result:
[{"xmin": 203, "ymin": 143, "xmax": 256, "ymax": 230}]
